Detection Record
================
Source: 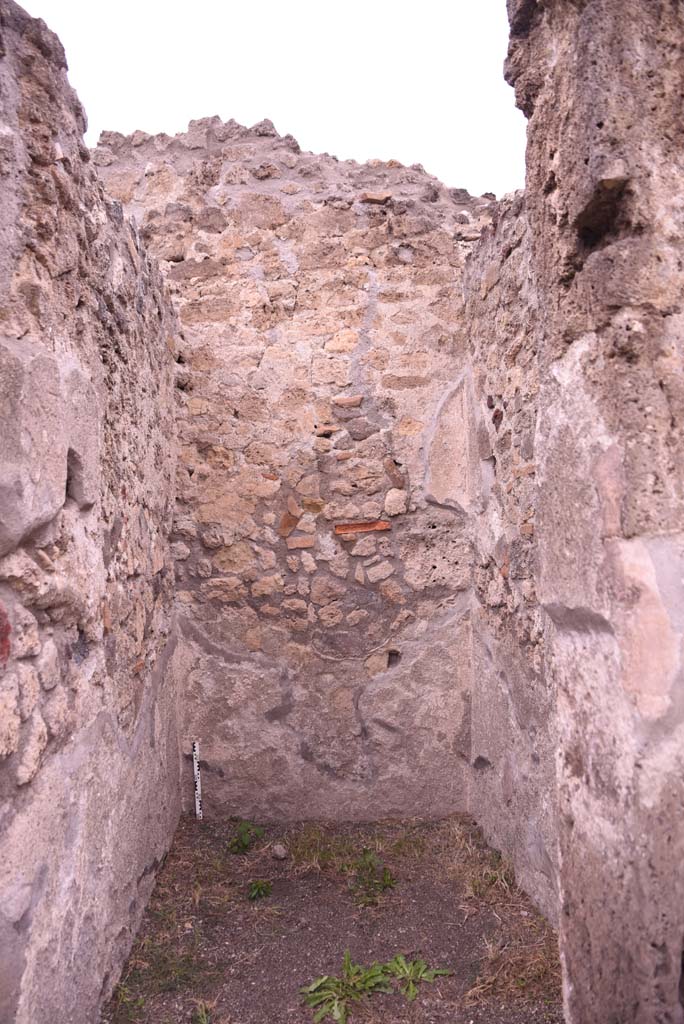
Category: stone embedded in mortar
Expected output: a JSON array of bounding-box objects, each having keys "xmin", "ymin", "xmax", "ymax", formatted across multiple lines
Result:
[
  {"xmin": 286, "ymin": 535, "xmax": 316, "ymax": 550},
  {"xmin": 366, "ymin": 561, "xmax": 395, "ymax": 583},
  {"xmin": 384, "ymin": 489, "xmax": 408, "ymax": 516},
  {"xmin": 332, "ymin": 393, "xmax": 364, "ymax": 408},
  {"xmin": 350, "ymin": 537, "xmax": 376, "ymax": 557},
  {"xmin": 0, "ymin": 676, "xmax": 21, "ymax": 757},
  {"xmin": 15, "ymin": 710, "xmax": 48, "ymax": 785}
]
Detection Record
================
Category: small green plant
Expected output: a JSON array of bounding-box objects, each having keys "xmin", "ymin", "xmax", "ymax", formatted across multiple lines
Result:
[
  {"xmin": 247, "ymin": 879, "xmax": 272, "ymax": 900},
  {"xmin": 191, "ymin": 1001, "xmax": 214, "ymax": 1024},
  {"xmin": 384, "ymin": 954, "xmax": 451, "ymax": 1000},
  {"xmin": 110, "ymin": 982, "xmax": 145, "ymax": 1022},
  {"xmin": 227, "ymin": 820, "xmax": 264, "ymax": 854},
  {"xmin": 349, "ymin": 848, "xmax": 395, "ymax": 906},
  {"xmin": 131, "ymin": 939, "xmax": 199, "ymax": 995},
  {"xmin": 300, "ymin": 951, "xmax": 391, "ymax": 1023},
  {"xmin": 301, "ymin": 951, "xmax": 451, "ymax": 1022}
]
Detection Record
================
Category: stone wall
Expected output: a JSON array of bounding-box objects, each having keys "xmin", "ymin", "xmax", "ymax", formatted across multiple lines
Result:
[
  {"xmin": 0, "ymin": 4, "xmax": 181, "ymax": 1022},
  {"xmin": 506, "ymin": 1, "xmax": 684, "ymax": 1021},
  {"xmin": 462, "ymin": 194, "xmax": 557, "ymax": 921},
  {"xmin": 95, "ymin": 123, "xmax": 496, "ymax": 821}
]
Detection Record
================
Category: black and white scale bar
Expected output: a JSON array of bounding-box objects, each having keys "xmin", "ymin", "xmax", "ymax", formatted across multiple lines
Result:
[{"xmin": 192, "ymin": 740, "xmax": 203, "ymax": 820}]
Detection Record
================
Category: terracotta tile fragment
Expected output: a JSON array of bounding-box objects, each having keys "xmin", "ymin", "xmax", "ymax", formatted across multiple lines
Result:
[
  {"xmin": 334, "ymin": 520, "xmax": 391, "ymax": 535},
  {"xmin": 278, "ymin": 511, "xmax": 300, "ymax": 538},
  {"xmin": 383, "ymin": 455, "xmax": 406, "ymax": 489}
]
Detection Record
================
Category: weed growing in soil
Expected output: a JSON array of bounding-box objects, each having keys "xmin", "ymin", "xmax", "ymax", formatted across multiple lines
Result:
[
  {"xmin": 301, "ymin": 950, "xmax": 451, "ymax": 1023},
  {"xmin": 287, "ymin": 829, "xmax": 396, "ymax": 905},
  {"xmin": 127, "ymin": 938, "xmax": 199, "ymax": 995},
  {"xmin": 247, "ymin": 879, "xmax": 272, "ymax": 900},
  {"xmin": 384, "ymin": 954, "xmax": 451, "ymax": 1001},
  {"xmin": 109, "ymin": 983, "xmax": 145, "ymax": 1022},
  {"xmin": 228, "ymin": 820, "xmax": 264, "ymax": 854},
  {"xmin": 102, "ymin": 817, "xmax": 563, "ymax": 1024},
  {"xmin": 441, "ymin": 822, "xmax": 561, "ymax": 1006},
  {"xmin": 191, "ymin": 1000, "xmax": 215, "ymax": 1024},
  {"xmin": 110, "ymin": 937, "xmax": 210, "ymax": 1022},
  {"xmin": 390, "ymin": 831, "xmax": 426, "ymax": 858},
  {"xmin": 301, "ymin": 951, "xmax": 392, "ymax": 1023},
  {"xmin": 349, "ymin": 848, "xmax": 395, "ymax": 906}
]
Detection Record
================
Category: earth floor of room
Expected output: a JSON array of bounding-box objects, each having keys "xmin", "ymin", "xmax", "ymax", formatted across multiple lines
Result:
[{"xmin": 101, "ymin": 816, "xmax": 562, "ymax": 1024}]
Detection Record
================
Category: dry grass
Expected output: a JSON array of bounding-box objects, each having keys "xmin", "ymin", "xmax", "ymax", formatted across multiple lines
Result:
[
  {"xmin": 285, "ymin": 820, "xmax": 430, "ymax": 875},
  {"xmin": 434, "ymin": 818, "xmax": 561, "ymax": 1006},
  {"xmin": 466, "ymin": 929, "xmax": 561, "ymax": 1005},
  {"xmin": 285, "ymin": 823, "xmax": 360, "ymax": 873}
]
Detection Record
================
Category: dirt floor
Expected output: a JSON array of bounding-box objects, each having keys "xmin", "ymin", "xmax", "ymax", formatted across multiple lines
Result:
[{"xmin": 101, "ymin": 816, "xmax": 563, "ymax": 1024}]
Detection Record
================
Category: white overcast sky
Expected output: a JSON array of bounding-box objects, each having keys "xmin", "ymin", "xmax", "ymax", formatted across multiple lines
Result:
[{"xmin": 22, "ymin": 0, "xmax": 527, "ymax": 198}]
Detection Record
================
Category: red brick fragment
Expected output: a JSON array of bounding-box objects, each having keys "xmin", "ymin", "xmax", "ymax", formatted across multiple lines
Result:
[{"xmin": 334, "ymin": 520, "xmax": 391, "ymax": 536}]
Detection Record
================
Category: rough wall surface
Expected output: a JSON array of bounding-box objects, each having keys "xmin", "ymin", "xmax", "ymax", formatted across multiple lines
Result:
[
  {"xmin": 0, "ymin": 4, "xmax": 181, "ymax": 1022},
  {"xmin": 462, "ymin": 194, "xmax": 557, "ymax": 921},
  {"xmin": 506, "ymin": 1, "xmax": 684, "ymax": 1021},
  {"xmin": 95, "ymin": 123, "xmax": 496, "ymax": 820}
]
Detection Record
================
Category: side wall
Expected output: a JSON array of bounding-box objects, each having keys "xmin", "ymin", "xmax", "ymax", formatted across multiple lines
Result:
[
  {"xmin": 507, "ymin": 1, "xmax": 684, "ymax": 1021},
  {"xmin": 463, "ymin": 194, "xmax": 557, "ymax": 921},
  {"xmin": 0, "ymin": 5, "xmax": 181, "ymax": 1022}
]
